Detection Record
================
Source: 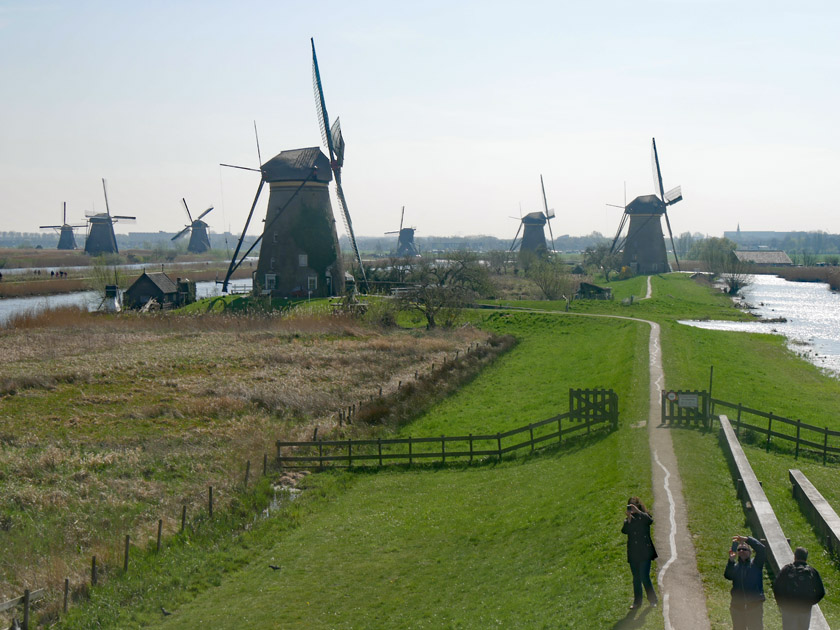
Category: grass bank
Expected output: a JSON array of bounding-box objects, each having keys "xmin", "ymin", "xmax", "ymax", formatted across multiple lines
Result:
[
  {"xmin": 57, "ymin": 310, "xmax": 660, "ymax": 629},
  {"xmin": 660, "ymin": 287, "xmax": 840, "ymax": 628}
]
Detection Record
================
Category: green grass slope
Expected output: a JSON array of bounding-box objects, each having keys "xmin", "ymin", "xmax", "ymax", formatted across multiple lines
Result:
[{"xmin": 61, "ymin": 310, "xmax": 661, "ymax": 629}]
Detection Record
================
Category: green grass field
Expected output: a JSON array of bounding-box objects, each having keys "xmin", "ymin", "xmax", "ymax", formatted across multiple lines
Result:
[{"xmin": 51, "ymin": 272, "xmax": 840, "ymax": 629}]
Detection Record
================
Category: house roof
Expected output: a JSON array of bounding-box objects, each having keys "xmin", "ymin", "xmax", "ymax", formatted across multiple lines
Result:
[
  {"xmin": 261, "ymin": 147, "xmax": 333, "ymax": 184},
  {"xmin": 136, "ymin": 271, "xmax": 178, "ymax": 294},
  {"xmin": 733, "ymin": 250, "xmax": 793, "ymax": 265}
]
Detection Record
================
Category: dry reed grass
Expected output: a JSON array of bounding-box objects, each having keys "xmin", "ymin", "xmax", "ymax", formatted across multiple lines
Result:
[{"xmin": 0, "ymin": 306, "xmax": 490, "ymax": 610}]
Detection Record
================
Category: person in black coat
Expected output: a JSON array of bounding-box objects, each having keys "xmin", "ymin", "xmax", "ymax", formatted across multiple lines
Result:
[
  {"xmin": 725, "ymin": 535, "xmax": 766, "ymax": 629},
  {"xmin": 621, "ymin": 496, "xmax": 658, "ymax": 609},
  {"xmin": 772, "ymin": 547, "xmax": 825, "ymax": 630}
]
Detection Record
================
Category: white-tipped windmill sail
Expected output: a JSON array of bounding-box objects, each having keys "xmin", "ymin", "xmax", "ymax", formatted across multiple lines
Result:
[
  {"xmin": 651, "ymin": 137, "xmax": 682, "ymax": 271},
  {"xmin": 540, "ymin": 174, "xmax": 556, "ymax": 252},
  {"xmin": 311, "ymin": 37, "xmax": 369, "ymax": 293}
]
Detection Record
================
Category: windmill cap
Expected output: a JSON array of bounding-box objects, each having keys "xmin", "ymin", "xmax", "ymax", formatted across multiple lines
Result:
[
  {"xmin": 262, "ymin": 147, "xmax": 333, "ymax": 183},
  {"xmin": 626, "ymin": 195, "xmax": 666, "ymax": 215}
]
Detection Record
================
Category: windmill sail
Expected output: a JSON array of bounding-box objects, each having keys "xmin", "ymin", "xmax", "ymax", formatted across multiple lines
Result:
[{"xmin": 311, "ymin": 38, "xmax": 368, "ymax": 293}]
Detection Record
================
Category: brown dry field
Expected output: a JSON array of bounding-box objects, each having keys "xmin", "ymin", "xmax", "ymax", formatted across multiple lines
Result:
[{"xmin": 0, "ymin": 305, "xmax": 489, "ymax": 607}]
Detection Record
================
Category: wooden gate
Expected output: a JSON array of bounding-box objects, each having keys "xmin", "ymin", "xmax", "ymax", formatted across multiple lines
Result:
[
  {"xmin": 569, "ymin": 389, "xmax": 619, "ymax": 430},
  {"xmin": 661, "ymin": 390, "xmax": 709, "ymax": 427}
]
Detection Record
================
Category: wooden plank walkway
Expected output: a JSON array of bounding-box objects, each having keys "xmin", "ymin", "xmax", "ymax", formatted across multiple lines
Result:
[{"xmin": 719, "ymin": 415, "xmax": 829, "ymax": 629}]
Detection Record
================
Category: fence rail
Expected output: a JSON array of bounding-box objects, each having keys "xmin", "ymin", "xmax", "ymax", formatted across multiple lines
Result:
[
  {"xmin": 278, "ymin": 389, "xmax": 618, "ymax": 468},
  {"xmin": 712, "ymin": 398, "xmax": 840, "ymax": 464}
]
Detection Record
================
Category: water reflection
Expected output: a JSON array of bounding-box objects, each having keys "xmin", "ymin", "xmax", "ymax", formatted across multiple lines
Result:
[{"xmin": 680, "ymin": 274, "xmax": 840, "ymax": 376}]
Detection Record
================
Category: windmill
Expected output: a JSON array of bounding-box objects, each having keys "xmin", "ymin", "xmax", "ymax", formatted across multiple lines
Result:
[
  {"xmin": 385, "ymin": 206, "xmax": 419, "ymax": 257},
  {"xmin": 172, "ymin": 198, "xmax": 214, "ymax": 253},
  {"xmin": 609, "ymin": 138, "xmax": 682, "ymax": 274},
  {"xmin": 508, "ymin": 175, "xmax": 556, "ymax": 256},
  {"xmin": 40, "ymin": 202, "xmax": 86, "ymax": 250},
  {"xmin": 84, "ymin": 179, "xmax": 136, "ymax": 256}
]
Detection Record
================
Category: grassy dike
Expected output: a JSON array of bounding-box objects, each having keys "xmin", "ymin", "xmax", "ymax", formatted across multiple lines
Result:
[
  {"xmin": 61, "ymin": 311, "xmax": 658, "ymax": 629},
  {"xmin": 652, "ymin": 275, "xmax": 840, "ymax": 629}
]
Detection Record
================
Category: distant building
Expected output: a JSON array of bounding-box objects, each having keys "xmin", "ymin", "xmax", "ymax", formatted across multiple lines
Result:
[
  {"xmin": 732, "ymin": 250, "xmax": 793, "ymax": 266},
  {"xmin": 576, "ymin": 282, "xmax": 613, "ymax": 300},
  {"xmin": 124, "ymin": 271, "xmax": 196, "ymax": 310},
  {"xmin": 724, "ymin": 230, "xmax": 797, "ymax": 248}
]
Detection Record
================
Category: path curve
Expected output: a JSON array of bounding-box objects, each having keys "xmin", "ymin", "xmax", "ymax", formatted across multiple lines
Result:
[{"xmin": 499, "ymin": 283, "xmax": 710, "ymax": 628}]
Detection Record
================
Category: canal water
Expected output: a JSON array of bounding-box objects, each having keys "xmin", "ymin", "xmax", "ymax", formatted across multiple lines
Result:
[
  {"xmin": 0, "ymin": 279, "xmax": 253, "ymax": 326},
  {"xmin": 680, "ymin": 274, "xmax": 840, "ymax": 377}
]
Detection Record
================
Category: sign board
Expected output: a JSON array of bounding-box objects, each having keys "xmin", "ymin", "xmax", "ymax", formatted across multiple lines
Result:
[
  {"xmin": 666, "ymin": 391, "xmax": 677, "ymax": 402},
  {"xmin": 678, "ymin": 393, "xmax": 699, "ymax": 409}
]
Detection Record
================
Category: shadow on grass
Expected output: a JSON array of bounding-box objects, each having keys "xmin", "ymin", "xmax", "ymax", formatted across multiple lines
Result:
[{"xmin": 611, "ymin": 604, "xmax": 653, "ymax": 629}]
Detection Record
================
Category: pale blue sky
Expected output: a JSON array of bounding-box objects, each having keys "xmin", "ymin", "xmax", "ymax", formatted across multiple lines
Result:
[{"xmin": 1, "ymin": 1, "xmax": 838, "ymax": 241}]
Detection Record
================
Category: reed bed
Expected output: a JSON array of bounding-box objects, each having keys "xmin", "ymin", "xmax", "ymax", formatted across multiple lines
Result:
[{"xmin": 0, "ymin": 305, "xmax": 489, "ymax": 610}]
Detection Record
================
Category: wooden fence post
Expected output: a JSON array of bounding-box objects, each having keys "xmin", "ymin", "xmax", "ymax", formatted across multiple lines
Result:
[
  {"xmin": 319, "ymin": 440, "xmax": 324, "ymax": 470},
  {"xmin": 766, "ymin": 414, "xmax": 773, "ymax": 452},
  {"xmin": 378, "ymin": 438, "xmax": 382, "ymax": 467},
  {"xmin": 409, "ymin": 436, "xmax": 413, "ymax": 466},
  {"xmin": 824, "ymin": 429, "xmax": 829, "ymax": 466},
  {"xmin": 156, "ymin": 519, "xmax": 163, "ymax": 552},
  {"xmin": 91, "ymin": 556, "xmax": 97, "ymax": 586},
  {"xmin": 469, "ymin": 434, "xmax": 473, "ymax": 463},
  {"xmin": 64, "ymin": 577, "xmax": 69, "ymax": 613},
  {"xmin": 530, "ymin": 424, "xmax": 535, "ymax": 452},
  {"xmin": 558, "ymin": 416, "xmax": 562, "ymax": 444},
  {"xmin": 737, "ymin": 403, "xmax": 742, "ymax": 437},
  {"xmin": 795, "ymin": 421, "xmax": 801, "ymax": 459},
  {"xmin": 23, "ymin": 589, "xmax": 30, "ymax": 630},
  {"xmin": 263, "ymin": 453, "xmax": 267, "ymax": 476},
  {"xmin": 497, "ymin": 433, "xmax": 502, "ymax": 462},
  {"xmin": 244, "ymin": 460, "xmax": 251, "ymax": 486},
  {"xmin": 124, "ymin": 534, "xmax": 130, "ymax": 572},
  {"xmin": 208, "ymin": 486, "xmax": 213, "ymax": 518},
  {"xmin": 347, "ymin": 439, "xmax": 352, "ymax": 467}
]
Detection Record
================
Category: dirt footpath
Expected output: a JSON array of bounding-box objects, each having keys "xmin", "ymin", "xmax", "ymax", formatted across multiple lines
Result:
[{"xmin": 646, "ymin": 319, "xmax": 711, "ymax": 630}]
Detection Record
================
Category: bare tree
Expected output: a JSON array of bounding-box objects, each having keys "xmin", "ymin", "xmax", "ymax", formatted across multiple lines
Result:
[
  {"xmin": 398, "ymin": 252, "xmax": 490, "ymax": 329},
  {"xmin": 526, "ymin": 258, "xmax": 579, "ymax": 300}
]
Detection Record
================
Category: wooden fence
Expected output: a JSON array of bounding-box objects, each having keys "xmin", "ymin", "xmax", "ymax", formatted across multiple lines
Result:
[
  {"xmin": 711, "ymin": 398, "xmax": 840, "ymax": 465},
  {"xmin": 277, "ymin": 389, "xmax": 618, "ymax": 468},
  {"xmin": 660, "ymin": 390, "xmax": 710, "ymax": 428},
  {"xmin": 0, "ymin": 588, "xmax": 45, "ymax": 630}
]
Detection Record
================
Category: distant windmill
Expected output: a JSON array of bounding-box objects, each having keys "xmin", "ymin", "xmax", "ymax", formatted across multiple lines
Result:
[
  {"xmin": 40, "ymin": 202, "xmax": 86, "ymax": 250},
  {"xmin": 84, "ymin": 179, "xmax": 136, "ymax": 256},
  {"xmin": 385, "ymin": 206, "xmax": 419, "ymax": 257},
  {"xmin": 508, "ymin": 175, "xmax": 556, "ymax": 256},
  {"xmin": 609, "ymin": 138, "xmax": 682, "ymax": 274},
  {"xmin": 172, "ymin": 198, "xmax": 214, "ymax": 253}
]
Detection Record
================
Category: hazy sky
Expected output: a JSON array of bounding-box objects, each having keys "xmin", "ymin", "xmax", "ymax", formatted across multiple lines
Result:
[{"xmin": 1, "ymin": 1, "xmax": 838, "ymax": 243}]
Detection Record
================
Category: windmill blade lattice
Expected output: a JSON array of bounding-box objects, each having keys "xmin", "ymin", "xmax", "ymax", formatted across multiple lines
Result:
[{"xmin": 311, "ymin": 37, "xmax": 368, "ymax": 292}]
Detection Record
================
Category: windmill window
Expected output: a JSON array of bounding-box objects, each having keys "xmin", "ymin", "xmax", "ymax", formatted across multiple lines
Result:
[
  {"xmin": 265, "ymin": 274, "xmax": 276, "ymax": 290},
  {"xmin": 299, "ymin": 254, "xmax": 308, "ymax": 267},
  {"xmin": 308, "ymin": 275, "xmax": 317, "ymax": 291},
  {"xmin": 270, "ymin": 257, "xmax": 276, "ymax": 270}
]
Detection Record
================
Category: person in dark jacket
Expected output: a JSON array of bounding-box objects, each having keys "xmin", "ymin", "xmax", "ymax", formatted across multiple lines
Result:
[
  {"xmin": 621, "ymin": 496, "xmax": 658, "ymax": 609},
  {"xmin": 725, "ymin": 535, "xmax": 766, "ymax": 629},
  {"xmin": 772, "ymin": 547, "xmax": 825, "ymax": 630}
]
